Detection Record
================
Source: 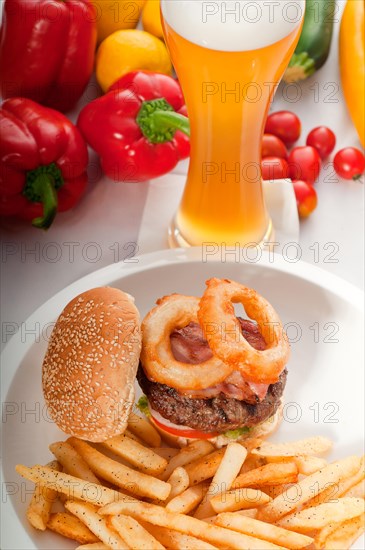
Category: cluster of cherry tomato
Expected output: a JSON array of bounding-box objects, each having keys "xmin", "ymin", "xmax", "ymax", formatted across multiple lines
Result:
[{"xmin": 261, "ymin": 111, "xmax": 365, "ymax": 218}]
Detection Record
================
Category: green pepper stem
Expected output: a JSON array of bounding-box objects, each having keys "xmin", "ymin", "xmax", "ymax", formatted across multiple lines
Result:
[
  {"xmin": 31, "ymin": 174, "xmax": 58, "ymax": 230},
  {"xmin": 137, "ymin": 98, "xmax": 190, "ymax": 144},
  {"xmin": 147, "ymin": 110, "xmax": 191, "ymax": 138}
]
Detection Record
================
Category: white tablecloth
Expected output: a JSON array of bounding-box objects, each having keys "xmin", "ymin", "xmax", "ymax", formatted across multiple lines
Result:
[{"xmin": 1, "ymin": 1, "xmax": 363, "ymax": 351}]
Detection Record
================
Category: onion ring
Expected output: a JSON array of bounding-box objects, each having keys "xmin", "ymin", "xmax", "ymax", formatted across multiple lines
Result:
[
  {"xmin": 198, "ymin": 278, "xmax": 290, "ymax": 384},
  {"xmin": 141, "ymin": 294, "xmax": 234, "ymax": 390}
]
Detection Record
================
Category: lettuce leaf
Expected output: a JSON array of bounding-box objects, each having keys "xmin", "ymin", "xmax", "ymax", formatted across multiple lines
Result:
[
  {"xmin": 224, "ymin": 426, "xmax": 252, "ymax": 439},
  {"xmin": 136, "ymin": 395, "xmax": 151, "ymax": 418}
]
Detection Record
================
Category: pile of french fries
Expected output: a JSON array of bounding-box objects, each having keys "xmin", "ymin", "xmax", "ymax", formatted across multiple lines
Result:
[{"xmin": 16, "ymin": 411, "xmax": 365, "ymax": 550}]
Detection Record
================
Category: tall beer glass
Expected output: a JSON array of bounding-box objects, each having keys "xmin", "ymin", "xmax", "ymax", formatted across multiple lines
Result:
[{"xmin": 161, "ymin": 0, "xmax": 305, "ymax": 247}]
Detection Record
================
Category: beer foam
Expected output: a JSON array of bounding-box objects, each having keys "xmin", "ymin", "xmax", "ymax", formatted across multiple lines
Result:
[{"xmin": 161, "ymin": 0, "xmax": 305, "ymax": 51}]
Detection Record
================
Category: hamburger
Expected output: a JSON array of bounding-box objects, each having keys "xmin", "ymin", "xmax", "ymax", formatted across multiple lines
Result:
[
  {"xmin": 42, "ymin": 280, "xmax": 289, "ymax": 447},
  {"xmin": 42, "ymin": 287, "xmax": 141, "ymax": 442},
  {"xmin": 137, "ymin": 279, "xmax": 290, "ymax": 447}
]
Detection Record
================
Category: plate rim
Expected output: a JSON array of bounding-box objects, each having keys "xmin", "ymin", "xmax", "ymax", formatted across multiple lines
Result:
[{"xmin": 1, "ymin": 247, "xmax": 364, "ymax": 550}]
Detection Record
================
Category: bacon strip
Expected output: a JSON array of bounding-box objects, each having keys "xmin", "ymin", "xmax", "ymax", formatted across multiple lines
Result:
[{"xmin": 170, "ymin": 319, "xmax": 270, "ymax": 402}]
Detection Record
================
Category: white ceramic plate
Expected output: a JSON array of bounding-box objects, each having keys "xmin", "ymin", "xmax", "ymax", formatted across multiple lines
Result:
[{"xmin": 1, "ymin": 248, "xmax": 364, "ymax": 550}]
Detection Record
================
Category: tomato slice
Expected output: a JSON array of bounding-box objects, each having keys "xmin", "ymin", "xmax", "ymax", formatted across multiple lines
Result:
[{"xmin": 152, "ymin": 416, "xmax": 219, "ymax": 440}]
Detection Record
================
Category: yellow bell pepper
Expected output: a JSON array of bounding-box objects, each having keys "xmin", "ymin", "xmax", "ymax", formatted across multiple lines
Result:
[
  {"xmin": 339, "ymin": 0, "xmax": 365, "ymax": 148},
  {"xmin": 93, "ymin": 0, "xmax": 145, "ymax": 44},
  {"xmin": 142, "ymin": 0, "xmax": 164, "ymax": 40}
]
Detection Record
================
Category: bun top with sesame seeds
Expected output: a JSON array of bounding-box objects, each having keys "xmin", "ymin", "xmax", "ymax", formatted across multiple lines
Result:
[{"xmin": 42, "ymin": 287, "xmax": 142, "ymax": 442}]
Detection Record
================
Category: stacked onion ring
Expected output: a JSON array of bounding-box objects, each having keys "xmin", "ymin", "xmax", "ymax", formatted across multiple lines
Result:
[{"xmin": 141, "ymin": 279, "xmax": 290, "ymax": 391}]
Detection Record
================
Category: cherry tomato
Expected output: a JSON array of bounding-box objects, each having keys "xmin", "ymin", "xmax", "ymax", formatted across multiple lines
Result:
[
  {"xmin": 288, "ymin": 146, "xmax": 322, "ymax": 185},
  {"xmin": 152, "ymin": 416, "xmax": 219, "ymax": 440},
  {"xmin": 292, "ymin": 180, "xmax": 318, "ymax": 218},
  {"xmin": 264, "ymin": 111, "xmax": 301, "ymax": 147},
  {"xmin": 306, "ymin": 126, "xmax": 336, "ymax": 159},
  {"xmin": 261, "ymin": 157, "xmax": 290, "ymax": 180},
  {"xmin": 333, "ymin": 147, "xmax": 365, "ymax": 180},
  {"xmin": 262, "ymin": 134, "xmax": 288, "ymax": 159}
]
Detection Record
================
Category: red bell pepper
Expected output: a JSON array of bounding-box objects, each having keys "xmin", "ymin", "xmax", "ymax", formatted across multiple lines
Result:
[
  {"xmin": 77, "ymin": 71, "xmax": 190, "ymax": 182},
  {"xmin": 0, "ymin": 0, "xmax": 97, "ymax": 112},
  {"xmin": 0, "ymin": 98, "xmax": 88, "ymax": 229}
]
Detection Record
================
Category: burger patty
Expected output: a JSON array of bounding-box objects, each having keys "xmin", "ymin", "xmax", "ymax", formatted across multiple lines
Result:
[{"xmin": 137, "ymin": 366, "xmax": 287, "ymax": 433}]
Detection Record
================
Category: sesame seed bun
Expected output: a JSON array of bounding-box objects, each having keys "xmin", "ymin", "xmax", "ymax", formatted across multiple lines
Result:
[{"xmin": 42, "ymin": 287, "xmax": 142, "ymax": 442}]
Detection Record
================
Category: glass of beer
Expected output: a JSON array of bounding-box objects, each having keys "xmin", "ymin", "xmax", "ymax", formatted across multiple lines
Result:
[{"xmin": 161, "ymin": 0, "xmax": 305, "ymax": 247}]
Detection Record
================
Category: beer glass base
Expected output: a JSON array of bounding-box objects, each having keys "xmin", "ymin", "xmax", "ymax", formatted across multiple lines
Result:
[{"xmin": 168, "ymin": 216, "xmax": 275, "ymax": 249}]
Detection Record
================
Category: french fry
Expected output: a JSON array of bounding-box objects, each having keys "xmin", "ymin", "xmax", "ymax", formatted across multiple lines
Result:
[
  {"xmin": 258, "ymin": 455, "xmax": 362, "ymax": 522},
  {"xmin": 210, "ymin": 487, "xmax": 272, "ymax": 513},
  {"xmin": 201, "ymin": 516, "xmax": 218, "ymax": 524},
  {"xmin": 262, "ymin": 483, "xmax": 296, "ymax": 500},
  {"xmin": 195, "ymin": 442, "xmax": 247, "ymax": 519},
  {"xmin": 239, "ymin": 454, "xmax": 267, "ymax": 474},
  {"xmin": 215, "ymin": 512, "xmax": 314, "ymax": 549},
  {"xmin": 149, "ymin": 447, "xmax": 180, "ymax": 460},
  {"xmin": 65, "ymin": 501, "xmax": 128, "ymax": 549},
  {"xmin": 109, "ymin": 514, "xmax": 165, "ymax": 549},
  {"xmin": 334, "ymin": 455, "xmax": 365, "ymax": 498},
  {"xmin": 47, "ymin": 512, "xmax": 99, "ymax": 544},
  {"xmin": 276, "ymin": 498, "xmax": 365, "ymax": 533},
  {"xmin": 101, "ymin": 434, "xmax": 167, "ymax": 476},
  {"xmin": 98, "ymin": 499, "xmax": 287, "ymax": 550},
  {"xmin": 69, "ymin": 437, "xmax": 171, "ymax": 500},
  {"xmin": 294, "ymin": 456, "xmax": 328, "ymax": 476},
  {"xmin": 344, "ymin": 479, "xmax": 365, "ymax": 499},
  {"xmin": 321, "ymin": 513, "xmax": 365, "ymax": 549},
  {"xmin": 16, "ymin": 420, "xmax": 365, "ymax": 550},
  {"xmin": 241, "ymin": 438, "xmax": 263, "ymax": 452},
  {"xmin": 264, "ymin": 456, "xmax": 294, "ymax": 465},
  {"xmin": 166, "ymin": 467, "xmax": 190, "ymax": 501},
  {"xmin": 76, "ymin": 545, "xmax": 109, "ymax": 550},
  {"xmin": 16, "ymin": 465, "xmax": 129, "ymax": 506},
  {"xmin": 166, "ymin": 483, "xmax": 208, "ymax": 514},
  {"xmin": 128, "ymin": 412, "xmax": 161, "ymax": 447},
  {"xmin": 124, "ymin": 428, "xmax": 145, "ymax": 444},
  {"xmin": 162, "ymin": 440, "xmax": 214, "ymax": 481},
  {"xmin": 304, "ymin": 455, "xmax": 364, "ymax": 508},
  {"xmin": 233, "ymin": 462, "xmax": 298, "ymax": 488},
  {"xmin": 252, "ymin": 437, "xmax": 333, "ymax": 459},
  {"xmin": 146, "ymin": 523, "xmax": 219, "ymax": 549},
  {"xmin": 237, "ymin": 508, "xmax": 258, "ymax": 518},
  {"xmin": 312, "ymin": 521, "xmax": 341, "ymax": 550},
  {"xmin": 26, "ymin": 460, "xmax": 61, "ymax": 530},
  {"xmin": 50, "ymin": 441, "xmax": 99, "ymax": 483},
  {"xmin": 184, "ymin": 449, "xmax": 225, "ymax": 486}
]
